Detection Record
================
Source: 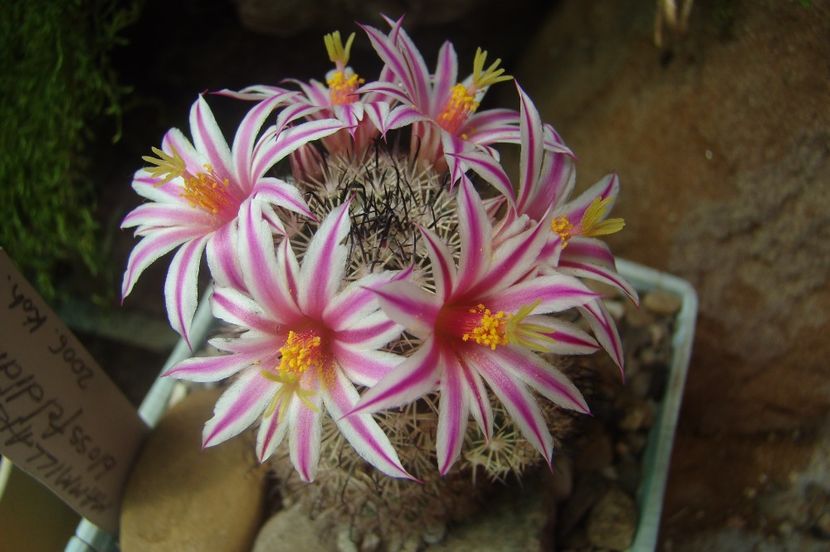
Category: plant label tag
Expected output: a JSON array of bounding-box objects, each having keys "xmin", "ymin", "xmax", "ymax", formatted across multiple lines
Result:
[{"xmin": 0, "ymin": 249, "xmax": 148, "ymax": 532}]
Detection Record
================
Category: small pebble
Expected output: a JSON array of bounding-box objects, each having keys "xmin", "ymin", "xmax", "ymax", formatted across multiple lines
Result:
[{"xmin": 643, "ymin": 290, "xmax": 682, "ymax": 315}]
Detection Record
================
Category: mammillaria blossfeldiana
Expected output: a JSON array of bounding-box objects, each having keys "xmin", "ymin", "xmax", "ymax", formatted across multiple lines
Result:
[{"xmin": 121, "ymin": 15, "xmax": 635, "ymax": 534}]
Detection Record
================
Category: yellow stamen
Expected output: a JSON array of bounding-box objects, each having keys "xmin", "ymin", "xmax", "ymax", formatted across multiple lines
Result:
[
  {"xmin": 551, "ymin": 216, "xmax": 574, "ymax": 248},
  {"xmin": 437, "ymin": 83, "xmax": 479, "ymax": 133},
  {"xmin": 142, "ymin": 146, "xmax": 186, "ymax": 186},
  {"xmin": 278, "ymin": 330, "xmax": 323, "ymax": 380},
  {"xmin": 179, "ymin": 164, "xmax": 235, "ymax": 216},
  {"xmin": 580, "ymin": 197, "xmax": 625, "ymax": 238},
  {"xmin": 462, "ymin": 304, "xmax": 509, "ymax": 350},
  {"xmin": 471, "ymin": 47, "xmax": 512, "ymax": 89},
  {"xmin": 261, "ymin": 372, "xmax": 320, "ymax": 418},
  {"xmin": 324, "ymin": 31, "xmax": 355, "ymax": 67},
  {"xmin": 326, "ymin": 70, "xmax": 364, "ymax": 105}
]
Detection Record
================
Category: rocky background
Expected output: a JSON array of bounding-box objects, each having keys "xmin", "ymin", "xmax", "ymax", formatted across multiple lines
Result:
[{"xmin": 92, "ymin": 0, "xmax": 829, "ymax": 550}]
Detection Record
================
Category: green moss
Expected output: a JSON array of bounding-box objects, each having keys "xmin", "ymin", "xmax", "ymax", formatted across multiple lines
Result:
[{"xmin": 0, "ymin": 0, "xmax": 139, "ymax": 302}]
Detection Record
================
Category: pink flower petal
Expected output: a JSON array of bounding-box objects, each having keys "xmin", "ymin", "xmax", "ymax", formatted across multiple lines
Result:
[
  {"xmin": 163, "ymin": 351, "xmax": 263, "ymax": 382},
  {"xmin": 211, "ymin": 286, "xmax": 279, "ymax": 332},
  {"xmin": 488, "ymin": 346, "xmax": 589, "ymax": 413},
  {"xmin": 288, "ymin": 393, "xmax": 323, "ymax": 482},
  {"xmin": 437, "ymin": 350, "xmax": 469, "ymax": 475},
  {"xmin": 333, "ymin": 310, "xmax": 403, "ymax": 351},
  {"xmin": 419, "ymin": 226, "xmax": 457, "ymax": 302},
  {"xmin": 458, "ymin": 355, "xmax": 493, "ymax": 439},
  {"xmin": 468, "ymin": 220, "xmax": 548, "ymax": 296},
  {"xmin": 162, "ymin": 128, "xmax": 203, "ymax": 176},
  {"xmin": 332, "ymin": 343, "xmax": 403, "ymax": 387},
  {"xmin": 360, "ymin": 24, "xmax": 417, "ymax": 104},
  {"xmin": 206, "ymin": 220, "xmax": 245, "ymax": 289},
  {"xmin": 579, "ymin": 299, "xmax": 625, "ymax": 376},
  {"xmin": 252, "ymin": 118, "xmax": 345, "ymax": 181},
  {"xmin": 232, "ymin": 95, "xmax": 287, "ymax": 192},
  {"xmin": 468, "ymin": 349, "xmax": 553, "ymax": 465},
  {"xmin": 521, "ymin": 315, "xmax": 599, "ymax": 355},
  {"xmin": 190, "ymin": 96, "xmax": 234, "ymax": 183},
  {"xmin": 121, "ymin": 203, "xmax": 212, "ymax": 231},
  {"xmin": 298, "ymin": 202, "xmax": 351, "ymax": 318},
  {"xmin": 430, "ymin": 41, "xmax": 458, "ymax": 116},
  {"xmin": 516, "ymin": 84, "xmax": 545, "ymax": 214},
  {"xmin": 372, "ymin": 280, "xmax": 441, "ymax": 339},
  {"xmin": 455, "ymin": 177, "xmax": 493, "ymax": 293},
  {"xmin": 121, "ymin": 226, "xmax": 203, "ymax": 300},
  {"xmin": 323, "ymin": 270, "xmax": 402, "ymax": 331},
  {"xmin": 324, "ymin": 368, "xmax": 413, "ymax": 479},
  {"xmin": 349, "ymin": 338, "xmax": 441, "ymax": 415},
  {"xmin": 559, "ymin": 260, "xmax": 639, "ymax": 305},
  {"xmin": 164, "ymin": 234, "xmax": 210, "ymax": 348},
  {"xmin": 483, "ymin": 274, "xmax": 598, "ymax": 315},
  {"xmin": 202, "ymin": 369, "xmax": 274, "ymax": 448},
  {"xmin": 256, "ymin": 397, "xmax": 290, "ymax": 462},
  {"xmin": 449, "ymin": 149, "xmax": 514, "ymax": 202}
]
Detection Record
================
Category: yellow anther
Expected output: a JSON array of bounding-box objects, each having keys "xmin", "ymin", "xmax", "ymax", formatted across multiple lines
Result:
[
  {"xmin": 580, "ymin": 197, "xmax": 625, "ymax": 238},
  {"xmin": 179, "ymin": 165, "xmax": 234, "ymax": 216},
  {"xmin": 437, "ymin": 83, "xmax": 479, "ymax": 134},
  {"xmin": 142, "ymin": 146, "xmax": 186, "ymax": 186},
  {"xmin": 279, "ymin": 330, "xmax": 324, "ymax": 379},
  {"xmin": 324, "ymin": 31, "xmax": 355, "ymax": 67},
  {"xmin": 551, "ymin": 216, "xmax": 574, "ymax": 248},
  {"xmin": 326, "ymin": 70, "xmax": 364, "ymax": 105},
  {"xmin": 462, "ymin": 304, "xmax": 509, "ymax": 350},
  {"xmin": 471, "ymin": 47, "xmax": 512, "ymax": 90}
]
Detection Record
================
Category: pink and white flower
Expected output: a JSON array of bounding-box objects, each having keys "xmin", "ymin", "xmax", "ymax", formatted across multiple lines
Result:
[
  {"xmin": 348, "ymin": 178, "xmax": 599, "ymax": 474},
  {"xmin": 360, "ymin": 17, "xmax": 570, "ymax": 199},
  {"xmin": 121, "ymin": 95, "xmax": 345, "ymax": 346},
  {"xmin": 163, "ymin": 200, "xmax": 413, "ymax": 482}
]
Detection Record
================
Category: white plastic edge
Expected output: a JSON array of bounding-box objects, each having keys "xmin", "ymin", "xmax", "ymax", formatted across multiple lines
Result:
[{"xmin": 617, "ymin": 259, "xmax": 698, "ymax": 552}]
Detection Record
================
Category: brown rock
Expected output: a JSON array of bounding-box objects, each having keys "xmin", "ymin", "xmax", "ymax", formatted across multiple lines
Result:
[
  {"xmin": 121, "ymin": 389, "xmax": 266, "ymax": 552},
  {"xmin": 586, "ymin": 487, "xmax": 637, "ymax": 551},
  {"xmin": 252, "ymin": 505, "xmax": 331, "ymax": 552},
  {"xmin": 514, "ymin": 0, "xmax": 830, "ymax": 538},
  {"xmin": 642, "ymin": 290, "xmax": 682, "ymax": 316}
]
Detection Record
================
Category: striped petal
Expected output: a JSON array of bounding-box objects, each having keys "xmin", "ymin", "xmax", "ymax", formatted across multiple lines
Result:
[
  {"xmin": 520, "ymin": 315, "xmax": 599, "ymax": 355},
  {"xmin": 372, "ymin": 280, "xmax": 441, "ymax": 339},
  {"xmin": 121, "ymin": 226, "xmax": 203, "ymax": 299},
  {"xmin": 206, "ymin": 221, "xmax": 244, "ymax": 289},
  {"xmin": 430, "ymin": 41, "xmax": 458, "ymax": 116},
  {"xmin": 458, "ymin": 355, "xmax": 493, "ymax": 439},
  {"xmin": 559, "ymin": 260, "xmax": 639, "ymax": 305},
  {"xmin": 252, "ymin": 118, "xmax": 345, "ymax": 181},
  {"xmin": 436, "ymin": 350, "xmax": 468, "ymax": 475},
  {"xmin": 448, "ymin": 149, "xmax": 514, "ymax": 203},
  {"xmin": 232, "ymin": 95, "xmax": 286, "ymax": 192},
  {"xmin": 202, "ymin": 369, "xmax": 274, "ymax": 448},
  {"xmin": 288, "ymin": 392, "xmax": 323, "ymax": 482},
  {"xmin": 323, "ymin": 270, "xmax": 404, "ymax": 330},
  {"xmin": 349, "ymin": 338, "xmax": 441, "ymax": 415},
  {"xmin": 455, "ymin": 177, "xmax": 493, "ymax": 293},
  {"xmin": 190, "ymin": 96, "xmax": 234, "ymax": 183},
  {"xmin": 324, "ymin": 368, "xmax": 413, "ymax": 479},
  {"xmin": 516, "ymin": 84, "xmax": 545, "ymax": 214},
  {"xmin": 164, "ymin": 235, "xmax": 209, "ymax": 348},
  {"xmin": 469, "ymin": 349, "xmax": 553, "ymax": 465},
  {"xmin": 579, "ymin": 299, "xmax": 625, "ymax": 376},
  {"xmin": 559, "ymin": 173, "xmax": 619, "ymax": 223},
  {"xmin": 163, "ymin": 351, "xmax": 263, "ymax": 382},
  {"xmin": 239, "ymin": 199, "xmax": 299, "ymax": 319},
  {"xmin": 332, "ymin": 343, "xmax": 403, "ymax": 387},
  {"xmin": 162, "ymin": 128, "xmax": 204, "ymax": 178},
  {"xmin": 211, "ymin": 286, "xmax": 278, "ymax": 332},
  {"xmin": 483, "ymin": 274, "xmax": 598, "ymax": 315},
  {"xmin": 121, "ymin": 203, "xmax": 212, "ymax": 231},
  {"xmin": 468, "ymin": 219, "xmax": 548, "ymax": 296},
  {"xmin": 256, "ymin": 395, "xmax": 290, "ymax": 462},
  {"xmin": 487, "ymin": 346, "xmax": 589, "ymax": 413},
  {"xmin": 360, "ymin": 24, "xmax": 417, "ymax": 103},
  {"xmin": 334, "ymin": 310, "xmax": 403, "ymax": 351},
  {"xmin": 419, "ymin": 226, "xmax": 456, "ymax": 302},
  {"xmin": 298, "ymin": 202, "xmax": 350, "ymax": 318}
]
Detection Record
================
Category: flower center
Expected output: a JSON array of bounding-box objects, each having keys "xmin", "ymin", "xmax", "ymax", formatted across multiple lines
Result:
[
  {"xmin": 143, "ymin": 146, "xmax": 237, "ymax": 219},
  {"xmin": 437, "ymin": 84, "xmax": 479, "ymax": 134},
  {"xmin": 323, "ymin": 30, "xmax": 363, "ymax": 106},
  {"xmin": 180, "ymin": 165, "xmax": 236, "ymax": 217},
  {"xmin": 327, "ymin": 70, "xmax": 364, "ymax": 106},
  {"xmin": 278, "ymin": 330, "xmax": 325, "ymax": 381},
  {"xmin": 461, "ymin": 304, "xmax": 510, "ymax": 350},
  {"xmin": 551, "ymin": 216, "xmax": 574, "ymax": 248}
]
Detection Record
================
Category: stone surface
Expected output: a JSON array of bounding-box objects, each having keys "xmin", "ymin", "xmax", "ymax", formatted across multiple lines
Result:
[
  {"xmin": 427, "ymin": 473, "xmax": 554, "ymax": 551},
  {"xmin": 586, "ymin": 486, "xmax": 637, "ymax": 551},
  {"xmin": 120, "ymin": 389, "xmax": 266, "ymax": 552},
  {"xmin": 253, "ymin": 504, "xmax": 331, "ymax": 552},
  {"xmin": 515, "ymin": 0, "xmax": 830, "ymax": 540}
]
